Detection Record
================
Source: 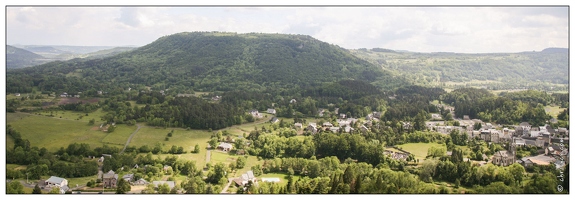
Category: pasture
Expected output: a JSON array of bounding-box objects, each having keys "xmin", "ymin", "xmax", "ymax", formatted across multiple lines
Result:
[
  {"xmin": 396, "ymin": 142, "xmax": 471, "ymax": 161},
  {"xmin": 7, "ymin": 112, "xmax": 122, "ymax": 151},
  {"xmin": 396, "ymin": 142, "xmax": 447, "ymax": 161},
  {"xmin": 128, "ymin": 126, "xmax": 212, "ymax": 153},
  {"xmin": 101, "ymin": 125, "xmax": 138, "ymax": 146},
  {"xmin": 545, "ymin": 105, "xmax": 565, "ymax": 119},
  {"xmin": 35, "ymin": 108, "xmax": 108, "ymax": 125}
]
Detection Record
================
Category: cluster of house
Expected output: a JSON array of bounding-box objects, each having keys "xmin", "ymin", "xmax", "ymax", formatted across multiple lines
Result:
[
  {"xmin": 59, "ymin": 92, "xmax": 81, "ymax": 98},
  {"xmin": 423, "ymin": 108, "xmax": 569, "ymax": 169},
  {"xmin": 469, "ymin": 122, "xmax": 568, "ymax": 168}
]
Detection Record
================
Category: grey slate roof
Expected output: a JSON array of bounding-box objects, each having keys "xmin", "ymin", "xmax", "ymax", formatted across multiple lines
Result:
[{"xmin": 46, "ymin": 176, "xmax": 66, "ymax": 185}]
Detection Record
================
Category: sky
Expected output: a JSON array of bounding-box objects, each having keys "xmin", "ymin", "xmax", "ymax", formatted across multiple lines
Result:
[{"xmin": 5, "ymin": 5, "xmax": 569, "ymax": 53}]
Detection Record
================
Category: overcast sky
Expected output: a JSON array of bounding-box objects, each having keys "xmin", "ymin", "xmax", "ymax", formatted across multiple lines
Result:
[{"xmin": 5, "ymin": 6, "xmax": 569, "ymax": 53}]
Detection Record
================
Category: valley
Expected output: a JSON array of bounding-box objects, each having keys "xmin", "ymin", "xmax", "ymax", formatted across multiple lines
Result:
[{"xmin": 5, "ymin": 32, "xmax": 569, "ymax": 195}]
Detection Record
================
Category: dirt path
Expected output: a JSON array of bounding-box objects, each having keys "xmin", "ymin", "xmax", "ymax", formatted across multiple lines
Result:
[
  {"xmin": 206, "ymin": 150, "xmax": 212, "ymax": 163},
  {"xmin": 220, "ymin": 178, "xmax": 235, "ymax": 194},
  {"xmin": 121, "ymin": 124, "xmax": 142, "ymax": 153}
]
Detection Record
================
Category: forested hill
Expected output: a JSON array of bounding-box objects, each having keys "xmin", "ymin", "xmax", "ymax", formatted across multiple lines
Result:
[
  {"xmin": 6, "ymin": 45, "xmax": 46, "ymax": 68},
  {"xmin": 350, "ymin": 48, "xmax": 568, "ymax": 91},
  {"xmin": 6, "ymin": 32, "xmax": 407, "ymax": 94}
]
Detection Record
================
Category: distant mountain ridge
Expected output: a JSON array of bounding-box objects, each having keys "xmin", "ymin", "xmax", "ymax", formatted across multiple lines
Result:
[
  {"xmin": 351, "ymin": 47, "xmax": 568, "ymax": 91},
  {"xmin": 541, "ymin": 47, "xmax": 568, "ymax": 53},
  {"xmin": 6, "ymin": 45, "xmax": 136, "ymax": 69},
  {"xmin": 6, "ymin": 45, "xmax": 47, "ymax": 68}
]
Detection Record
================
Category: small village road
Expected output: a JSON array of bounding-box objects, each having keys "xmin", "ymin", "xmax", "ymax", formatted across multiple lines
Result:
[{"xmin": 121, "ymin": 124, "xmax": 142, "ymax": 153}]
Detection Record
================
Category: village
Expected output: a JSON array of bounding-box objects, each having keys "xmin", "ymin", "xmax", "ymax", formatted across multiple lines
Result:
[{"xmin": 7, "ymin": 96, "xmax": 570, "ymax": 194}]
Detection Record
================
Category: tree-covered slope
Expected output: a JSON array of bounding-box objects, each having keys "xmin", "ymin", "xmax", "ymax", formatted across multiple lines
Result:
[
  {"xmin": 350, "ymin": 48, "xmax": 568, "ymax": 91},
  {"xmin": 6, "ymin": 45, "xmax": 47, "ymax": 68},
  {"xmin": 7, "ymin": 32, "xmax": 406, "ymax": 94}
]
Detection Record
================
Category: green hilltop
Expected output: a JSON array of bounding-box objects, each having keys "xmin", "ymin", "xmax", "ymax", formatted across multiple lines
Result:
[{"xmin": 7, "ymin": 32, "xmax": 406, "ymax": 94}]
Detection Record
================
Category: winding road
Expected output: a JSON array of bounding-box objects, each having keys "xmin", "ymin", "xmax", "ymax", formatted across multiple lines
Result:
[{"xmin": 121, "ymin": 124, "xmax": 142, "ymax": 153}]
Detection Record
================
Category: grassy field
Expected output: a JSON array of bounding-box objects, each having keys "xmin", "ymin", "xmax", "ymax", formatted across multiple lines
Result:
[
  {"xmin": 6, "ymin": 112, "xmax": 33, "ymax": 123},
  {"xmin": 545, "ymin": 105, "xmax": 565, "ymax": 119},
  {"xmin": 396, "ymin": 142, "xmax": 448, "ymax": 161},
  {"xmin": 221, "ymin": 115, "xmax": 273, "ymax": 136},
  {"xmin": 7, "ymin": 113, "xmax": 122, "ymax": 151},
  {"xmin": 208, "ymin": 151, "xmax": 264, "ymax": 177},
  {"xmin": 396, "ymin": 142, "xmax": 471, "ymax": 162},
  {"xmin": 129, "ymin": 126, "xmax": 212, "ymax": 152},
  {"xmin": 101, "ymin": 125, "xmax": 138, "ymax": 146},
  {"xmin": 36, "ymin": 108, "xmax": 108, "ymax": 125},
  {"xmin": 63, "ymin": 175, "xmax": 100, "ymax": 188},
  {"xmin": 7, "ymin": 164, "xmax": 27, "ymax": 170}
]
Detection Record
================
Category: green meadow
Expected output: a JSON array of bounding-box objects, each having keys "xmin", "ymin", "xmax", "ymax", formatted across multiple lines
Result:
[
  {"xmin": 7, "ymin": 112, "xmax": 121, "ymax": 151},
  {"xmin": 101, "ymin": 125, "xmax": 138, "ymax": 146},
  {"xmin": 396, "ymin": 142, "xmax": 470, "ymax": 161},
  {"xmin": 129, "ymin": 126, "xmax": 212, "ymax": 152}
]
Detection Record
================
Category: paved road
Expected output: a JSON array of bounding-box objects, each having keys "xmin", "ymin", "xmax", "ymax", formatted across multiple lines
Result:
[
  {"xmin": 220, "ymin": 178, "xmax": 235, "ymax": 194},
  {"xmin": 121, "ymin": 124, "xmax": 142, "ymax": 153}
]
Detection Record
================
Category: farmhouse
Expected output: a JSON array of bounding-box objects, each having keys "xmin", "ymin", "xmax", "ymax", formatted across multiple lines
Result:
[
  {"xmin": 217, "ymin": 142, "xmax": 233, "ymax": 152},
  {"xmin": 267, "ymin": 108, "xmax": 276, "ymax": 114},
  {"xmin": 102, "ymin": 170, "xmax": 118, "ymax": 188},
  {"xmin": 294, "ymin": 123, "xmax": 303, "ymax": 130},
  {"xmin": 290, "ymin": 99, "xmax": 297, "ymax": 104},
  {"xmin": 249, "ymin": 109, "xmax": 262, "ymax": 118},
  {"xmin": 307, "ymin": 123, "xmax": 318, "ymax": 133},
  {"xmin": 14, "ymin": 93, "xmax": 20, "ymax": 96},
  {"xmin": 270, "ymin": 117, "xmax": 279, "ymax": 124},
  {"xmin": 60, "ymin": 92, "xmax": 68, "ymax": 97},
  {"xmin": 123, "ymin": 174, "xmax": 134, "ymax": 182},
  {"xmin": 234, "ymin": 170, "xmax": 257, "ymax": 186},
  {"xmin": 45, "ymin": 176, "xmax": 68, "ymax": 188}
]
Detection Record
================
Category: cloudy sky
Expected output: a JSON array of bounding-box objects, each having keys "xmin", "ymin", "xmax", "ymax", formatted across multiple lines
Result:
[{"xmin": 5, "ymin": 6, "xmax": 569, "ymax": 53}]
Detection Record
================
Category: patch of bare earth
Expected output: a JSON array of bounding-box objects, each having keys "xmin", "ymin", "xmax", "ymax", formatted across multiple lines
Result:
[{"xmin": 57, "ymin": 97, "xmax": 100, "ymax": 105}]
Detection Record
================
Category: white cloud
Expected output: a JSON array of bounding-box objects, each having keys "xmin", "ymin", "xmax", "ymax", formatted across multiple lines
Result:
[{"xmin": 5, "ymin": 6, "xmax": 569, "ymax": 53}]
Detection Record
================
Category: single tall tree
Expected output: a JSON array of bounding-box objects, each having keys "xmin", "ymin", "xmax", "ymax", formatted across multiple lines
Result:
[
  {"xmin": 116, "ymin": 178, "xmax": 131, "ymax": 194},
  {"xmin": 32, "ymin": 184, "xmax": 42, "ymax": 194}
]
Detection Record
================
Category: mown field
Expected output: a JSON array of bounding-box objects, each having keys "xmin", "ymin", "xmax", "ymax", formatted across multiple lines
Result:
[
  {"xmin": 396, "ymin": 142, "xmax": 470, "ymax": 161},
  {"xmin": 35, "ymin": 108, "xmax": 109, "ymax": 125},
  {"xmin": 129, "ymin": 126, "xmax": 212, "ymax": 152},
  {"xmin": 545, "ymin": 105, "xmax": 565, "ymax": 119},
  {"xmin": 101, "ymin": 125, "xmax": 138, "ymax": 146},
  {"xmin": 7, "ymin": 112, "xmax": 123, "ymax": 151}
]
